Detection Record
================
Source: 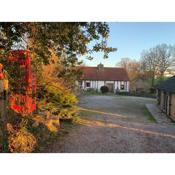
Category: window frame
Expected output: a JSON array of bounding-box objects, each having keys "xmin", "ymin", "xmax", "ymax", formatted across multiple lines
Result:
[
  {"xmin": 86, "ymin": 81, "xmax": 91, "ymax": 88},
  {"xmin": 120, "ymin": 84, "xmax": 125, "ymax": 90}
]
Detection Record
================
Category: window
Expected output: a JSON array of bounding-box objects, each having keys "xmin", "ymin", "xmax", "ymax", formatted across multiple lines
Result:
[
  {"xmin": 86, "ymin": 82, "xmax": 91, "ymax": 87},
  {"xmin": 120, "ymin": 84, "xmax": 124, "ymax": 90}
]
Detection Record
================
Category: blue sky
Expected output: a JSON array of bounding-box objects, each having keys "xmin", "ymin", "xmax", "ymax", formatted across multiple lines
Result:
[{"xmin": 79, "ymin": 22, "xmax": 175, "ymax": 67}]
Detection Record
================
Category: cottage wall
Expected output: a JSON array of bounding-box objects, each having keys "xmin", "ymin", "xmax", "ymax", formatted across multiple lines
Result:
[
  {"xmin": 105, "ymin": 81, "xmax": 114, "ymax": 84},
  {"xmin": 79, "ymin": 80, "xmax": 129, "ymax": 93},
  {"xmin": 127, "ymin": 81, "xmax": 130, "ymax": 92},
  {"xmin": 82, "ymin": 80, "xmax": 98, "ymax": 89},
  {"xmin": 117, "ymin": 81, "xmax": 121, "ymax": 90},
  {"xmin": 114, "ymin": 81, "xmax": 118, "ymax": 90},
  {"xmin": 92, "ymin": 81, "xmax": 96, "ymax": 89},
  {"xmin": 97, "ymin": 81, "xmax": 105, "ymax": 91}
]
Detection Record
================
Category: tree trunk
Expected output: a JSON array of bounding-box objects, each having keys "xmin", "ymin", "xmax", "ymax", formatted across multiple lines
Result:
[
  {"xmin": 160, "ymin": 71, "xmax": 164, "ymax": 81},
  {"xmin": 151, "ymin": 71, "xmax": 155, "ymax": 87}
]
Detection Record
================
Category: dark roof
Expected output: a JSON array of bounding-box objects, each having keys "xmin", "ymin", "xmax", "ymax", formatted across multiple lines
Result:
[
  {"xmin": 78, "ymin": 66, "xmax": 129, "ymax": 81},
  {"xmin": 157, "ymin": 76, "xmax": 175, "ymax": 93}
]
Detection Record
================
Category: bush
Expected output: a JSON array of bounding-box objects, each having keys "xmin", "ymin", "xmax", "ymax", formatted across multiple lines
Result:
[
  {"xmin": 85, "ymin": 88, "xmax": 98, "ymax": 94},
  {"xmin": 116, "ymin": 92, "xmax": 129, "ymax": 96},
  {"xmin": 8, "ymin": 128, "xmax": 37, "ymax": 153},
  {"xmin": 100, "ymin": 86, "xmax": 109, "ymax": 93},
  {"xmin": 86, "ymin": 88, "xmax": 96, "ymax": 92},
  {"xmin": 117, "ymin": 91, "xmax": 156, "ymax": 98},
  {"xmin": 38, "ymin": 83, "xmax": 78, "ymax": 120}
]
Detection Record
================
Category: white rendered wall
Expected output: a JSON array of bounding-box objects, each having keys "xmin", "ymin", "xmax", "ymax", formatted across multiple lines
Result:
[
  {"xmin": 82, "ymin": 80, "xmax": 85, "ymax": 89},
  {"xmin": 114, "ymin": 81, "xmax": 117, "ymax": 89},
  {"xmin": 105, "ymin": 81, "xmax": 114, "ymax": 84},
  {"xmin": 118, "ymin": 81, "xmax": 121, "ymax": 90},
  {"xmin": 92, "ymin": 81, "xmax": 96, "ymax": 89},
  {"xmin": 80, "ymin": 80, "xmax": 130, "ymax": 92},
  {"xmin": 115, "ymin": 81, "xmax": 130, "ymax": 92},
  {"xmin": 97, "ymin": 81, "xmax": 105, "ymax": 91},
  {"xmin": 127, "ymin": 81, "xmax": 130, "ymax": 92}
]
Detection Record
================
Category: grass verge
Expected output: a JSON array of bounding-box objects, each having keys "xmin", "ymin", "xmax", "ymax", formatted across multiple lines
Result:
[{"xmin": 143, "ymin": 107, "xmax": 157, "ymax": 123}]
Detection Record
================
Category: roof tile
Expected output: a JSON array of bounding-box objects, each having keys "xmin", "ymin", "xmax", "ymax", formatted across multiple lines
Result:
[{"xmin": 79, "ymin": 66, "xmax": 129, "ymax": 81}]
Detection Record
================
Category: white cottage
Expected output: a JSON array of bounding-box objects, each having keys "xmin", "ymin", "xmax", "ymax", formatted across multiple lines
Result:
[{"xmin": 78, "ymin": 64, "xmax": 130, "ymax": 93}]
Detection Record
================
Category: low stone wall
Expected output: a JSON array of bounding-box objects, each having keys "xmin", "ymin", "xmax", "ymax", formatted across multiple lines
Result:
[{"xmin": 146, "ymin": 103, "xmax": 172, "ymax": 124}]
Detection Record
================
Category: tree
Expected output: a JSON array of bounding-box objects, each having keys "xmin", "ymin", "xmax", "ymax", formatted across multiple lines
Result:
[
  {"xmin": 116, "ymin": 57, "xmax": 129, "ymax": 69},
  {"xmin": 141, "ymin": 44, "xmax": 175, "ymax": 86},
  {"xmin": 141, "ymin": 48, "xmax": 159, "ymax": 86},
  {"xmin": 0, "ymin": 23, "xmax": 117, "ymax": 90},
  {"xmin": 156, "ymin": 44, "xmax": 175, "ymax": 78},
  {"xmin": 117, "ymin": 58, "xmax": 141, "ymax": 79},
  {"xmin": 0, "ymin": 22, "xmax": 116, "ymax": 63},
  {"xmin": 117, "ymin": 57, "xmax": 142, "ymax": 90},
  {"xmin": 0, "ymin": 22, "xmax": 116, "ymax": 152}
]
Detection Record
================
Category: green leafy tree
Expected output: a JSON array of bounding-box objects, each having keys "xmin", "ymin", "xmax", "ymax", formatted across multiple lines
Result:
[{"xmin": 0, "ymin": 22, "xmax": 116, "ymax": 152}]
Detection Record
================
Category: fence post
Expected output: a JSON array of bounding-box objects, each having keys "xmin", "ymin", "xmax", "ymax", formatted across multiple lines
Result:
[{"xmin": 0, "ymin": 97, "xmax": 8, "ymax": 152}]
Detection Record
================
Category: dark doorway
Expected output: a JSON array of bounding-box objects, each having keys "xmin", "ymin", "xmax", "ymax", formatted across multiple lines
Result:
[{"xmin": 106, "ymin": 83, "xmax": 114, "ymax": 93}]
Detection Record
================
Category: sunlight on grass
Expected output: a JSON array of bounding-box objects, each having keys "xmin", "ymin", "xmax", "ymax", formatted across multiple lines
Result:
[
  {"xmin": 143, "ymin": 107, "xmax": 157, "ymax": 123},
  {"xmin": 78, "ymin": 107, "xmax": 127, "ymax": 119},
  {"xmin": 76, "ymin": 118, "xmax": 175, "ymax": 140}
]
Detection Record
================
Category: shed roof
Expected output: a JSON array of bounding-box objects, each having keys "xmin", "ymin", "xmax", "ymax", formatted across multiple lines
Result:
[{"xmin": 157, "ymin": 76, "xmax": 175, "ymax": 93}]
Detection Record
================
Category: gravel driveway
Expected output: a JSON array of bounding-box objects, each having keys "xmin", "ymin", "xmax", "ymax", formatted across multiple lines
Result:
[
  {"xmin": 79, "ymin": 95, "xmax": 156, "ymax": 123},
  {"xmin": 44, "ymin": 95, "xmax": 175, "ymax": 153}
]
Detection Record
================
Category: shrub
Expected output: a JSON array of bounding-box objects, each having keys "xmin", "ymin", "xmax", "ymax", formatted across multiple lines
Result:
[
  {"xmin": 8, "ymin": 128, "xmax": 37, "ymax": 153},
  {"xmin": 38, "ymin": 83, "xmax": 78, "ymax": 120},
  {"xmin": 100, "ymin": 86, "xmax": 109, "ymax": 93},
  {"xmin": 86, "ymin": 88, "xmax": 96, "ymax": 93},
  {"xmin": 117, "ymin": 92, "xmax": 129, "ymax": 96},
  {"xmin": 117, "ymin": 91, "xmax": 156, "ymax": 98},
  {"xmin": 84, "ymin": 88, "xmax": 98, "ymax": 95}
]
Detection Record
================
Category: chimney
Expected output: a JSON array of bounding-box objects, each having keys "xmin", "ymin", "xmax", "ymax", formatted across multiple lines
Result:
[{"xmin": 97, "ymin": 63, "xmax": 104, "ymax": 70}]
